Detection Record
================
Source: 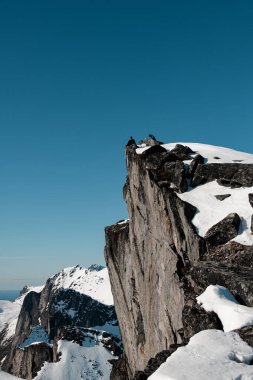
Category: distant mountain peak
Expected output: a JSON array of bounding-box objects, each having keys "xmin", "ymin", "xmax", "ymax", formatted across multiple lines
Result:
[{"xmin": 88, "ymin": 264, "xmax": 105, "ymax": 272}]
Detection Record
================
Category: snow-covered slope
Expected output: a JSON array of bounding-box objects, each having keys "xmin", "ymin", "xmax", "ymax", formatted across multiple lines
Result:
[
  {"xmin": 35, "ymin": 331, "xmax": 114, "ymax": 380},
  {"xmin": 197, "ymin": 285, "xmax": 253, "ymax": 332},
  {"xmin": 0, "ymin": 286, "xmax": 43, "ymax": 343},
  {"xmin": 0, "ymin": 369, "xmax": 20, "ymax": 379},
  {"xmin": 51, "ymin": 265, "xmax": 113, "ymax": 306},
  {"xmin": 148, "ymin": 329, "xmax": 253, "ymax": 380},
  {"xmin": 137, "ymin": 141, "xmax": 253, "ymax": 164}
]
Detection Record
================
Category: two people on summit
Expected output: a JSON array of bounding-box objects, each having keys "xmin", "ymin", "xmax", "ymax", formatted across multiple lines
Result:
[{"xmin": 126, "ymin": 134, "xmax": 157, "ymax": 147}]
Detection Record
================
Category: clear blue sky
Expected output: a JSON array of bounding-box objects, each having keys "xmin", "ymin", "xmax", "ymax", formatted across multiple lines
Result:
[{"xmin": 0, "ymin": 0, "xmax": 252, "ymax": 289}]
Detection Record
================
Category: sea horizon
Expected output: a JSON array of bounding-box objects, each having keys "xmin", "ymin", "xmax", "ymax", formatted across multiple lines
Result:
[{"xmin": 0, "ymin": 290, "xmax": 20, "ymax": 301}]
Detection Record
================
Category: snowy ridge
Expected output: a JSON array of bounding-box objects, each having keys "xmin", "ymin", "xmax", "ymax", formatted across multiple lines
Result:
[
  {"xmin": 0, "ymin": 286, "xmax": 43, "ymax": 343},
  {"xmin": 51, "ymin": 265, "xmax": 113, "ymax": 306},
  {"xmin": 137, "ymin": 141, "xmax": 253, "ymax": 163}
]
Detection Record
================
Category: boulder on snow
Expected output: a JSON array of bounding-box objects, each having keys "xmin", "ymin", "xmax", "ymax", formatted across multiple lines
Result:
[
  {"xmin": 235, "ymin": 326, "xmax": 253, "ymax": 348},
  {"xmin": 159, "ymin": 161, "xmax": 188, "ymax": 193},
  {"xmin": 249, "ymin": 194, "xmax": 253, "ymax": 208},
  {"xmin": 192, "ymin": 163, "xmax": 253, "ymax": 188},
  {"xmin": 188, "ymin": 154, "xmax": 205, "ymax": 178},
  {"xmin": 215, "ymin": 194, "xmax": 231, "ymax": 201},
  {"xmin": 204, "ymin": 213, "xmax": 241, "ymax": 247},
  {"xmin": 170, "ymin": 144, "xmax": 194, "ymax": 160},
  {"xmin": 141, "ymin": 145, "xmax": 167, "ymax": 156}
]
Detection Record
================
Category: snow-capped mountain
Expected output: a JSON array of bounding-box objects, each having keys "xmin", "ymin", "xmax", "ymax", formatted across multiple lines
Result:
[
  {"xmin": 51, "ymin": 264, "xmax": 113, "ymax": 305},
  {"xmin": 0, "ymin": 265, "xmax": 121, "ymax": 380}
]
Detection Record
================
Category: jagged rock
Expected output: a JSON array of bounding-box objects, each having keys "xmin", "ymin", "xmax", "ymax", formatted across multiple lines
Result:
[
  {"xmin": 170, "ymin": 144, "xmax": 194, "ymax": 160},
  {"xmin": 251, "ymin": 215, "xmax": 253, "ymax": 233},
  {"xmin": 190, "ymin": 261, "xmax": 253, "ymax": 305},
  {"xmin": 203, "ymin": 241, "xmax": 253, "ymax": 267},
  {"xmin": 235, "ymin": 326, "xmax": 253, "ymax": 348},
  {"xmin": 0, "ymin": 329, "xmax": 13, "ymax": 364},
  {"xmin": 188, "ymin": 154, "xmax": 205, "ymax": 178},
  {"xmin": 105, "ymin": 143, "xmax": 253, "ymax": 379},
  {"xmin": 88, "ymin": 264, "xmax": 105, "ymax": 271},
  {"xmin": 143, "ymin": 138, "xmax": 161, "ymax": 146},
  {"xmin": 192, "ymin": 163, "xmax": 253, "ymax": 188},
  {"xmin": 105, "ymin": 148, "xmax": 205, "ymax": 378},
  {"xmin": 182, "ymin": 301, "xmax": 222, "ymax": 340},
  {"xmin": 109, "ymin": 354, "xmax": 130, "ymax": 380},
  {"xmin": 141, "ymin": 145, "xmax": 167, "ymax": 156},
  {"xmin": 158, "ymin": 161, "xmax": 188, "ymax": 193},
  {"xmin": 215, "ymin": 194, "xmax": 231, "ymax": 201},
  {"xmin": 10, "ymin": 343, "xmax": 53, "ymax": 380},
  {"xmin": 249, "ymin": 194, "xmax": 253, "ymax": 207},
  {"xmin": 204, "ymin": 213, "xmax": 241, "ymax": 247}
]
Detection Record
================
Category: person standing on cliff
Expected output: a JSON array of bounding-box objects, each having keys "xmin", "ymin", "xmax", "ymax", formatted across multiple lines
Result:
[{"xmin": 126, "ymin": 136, "xmax": 137, "ymax": 147}]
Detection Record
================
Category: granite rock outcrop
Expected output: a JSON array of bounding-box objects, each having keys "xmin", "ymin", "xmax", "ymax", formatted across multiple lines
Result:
[{"xmin": 105, "ymin": 142, "xmax": 253, "ymax": 379}]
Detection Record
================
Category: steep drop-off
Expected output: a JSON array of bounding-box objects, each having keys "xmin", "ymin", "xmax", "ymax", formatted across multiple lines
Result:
[{"xmin": 105, "ymin": 142, "xmax": 253, "ymax": 379}]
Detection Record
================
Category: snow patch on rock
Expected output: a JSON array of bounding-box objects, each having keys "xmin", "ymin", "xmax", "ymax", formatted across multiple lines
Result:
[
  {"xmin": 178, "ymin": 181, "xmax": 253, "ymax": 245},
  {"xmin": 52, "ymin": 265, "xmax": 114, "ymax": 306},
  {"xmin": 197, "ymin": 285, "xmax": 253, "ymax": 332}
]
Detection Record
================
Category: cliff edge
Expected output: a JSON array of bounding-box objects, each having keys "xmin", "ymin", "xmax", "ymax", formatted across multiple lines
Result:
[{"xmin": 105, "ymin": 141, "xmax": 253, "ymax": 379}]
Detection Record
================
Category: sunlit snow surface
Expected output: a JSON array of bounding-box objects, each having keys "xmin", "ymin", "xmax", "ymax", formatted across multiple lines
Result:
[
  {"xmin": 137, "ymin": 142, "xmax": 253, "ymax": 164},
  {"xmin": 0, "ymin": 369, "xmax": 20, "ymax": 379},
  {"xmin": 148, "ymin": 329, "xmax": 253, "ymax": 380},
  {"xmin": 178, "ymin": 181, "xmax": 253, "ymax": 245},
  {"xmin": 35, "ymin": 338, "xmax": 114, "ymax": 380},
  {"xmin": 0, "ymin": 286, "xmax": 43, "ymax": 343},
  {"xmin": 197, "ymin": 285, "xmax": 253, "ymax": 332},
  {"xmin": 52, "ymin": 266, "xmax": 113, "ymax": 306}
]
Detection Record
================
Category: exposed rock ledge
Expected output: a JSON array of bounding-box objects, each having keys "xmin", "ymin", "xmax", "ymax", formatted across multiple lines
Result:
[{"xmin": 105, "ymin": 143, "xmax": 253, "ymax": 379}]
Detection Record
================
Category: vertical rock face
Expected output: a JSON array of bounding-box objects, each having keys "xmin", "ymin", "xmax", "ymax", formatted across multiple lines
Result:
[
  {"xmin": 105, "ymin": 147, "xmax": 205, "ymax": 378},
  {"xmin": 105, "ymin": 143, "xmax": 253, "ymax": 379}
]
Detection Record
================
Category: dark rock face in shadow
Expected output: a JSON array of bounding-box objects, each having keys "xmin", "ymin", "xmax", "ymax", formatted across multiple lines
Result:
[{"xmin": 204, "ymin": 213, "xmax": 241, "ymax": 248}]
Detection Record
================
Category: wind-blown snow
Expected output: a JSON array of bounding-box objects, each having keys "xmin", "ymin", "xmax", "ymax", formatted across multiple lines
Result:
[
  {"xmin": 0, "ymin": 286, "xmax": 43, "ymax": 343},
  {"xmin": 197, "ymin": 285, "xmax": 253, "ymax": 332},
  {"xmin": 136, "ymin": 142, "xmax": 253, "ymax": 164},
  {"xmin": 35, "ymin": 336, "xmax": 114, "ymax": 380},
  {"xmin": 178, "ymin": 181, "xmax": 253, "ymax": 245},
  {"xmin": 148, "ymin": 329, "xmax": 253, "ymax": 380},
  {"xmin": 52, "ymin": 265, "xmax": 114, "ymax": 306}
]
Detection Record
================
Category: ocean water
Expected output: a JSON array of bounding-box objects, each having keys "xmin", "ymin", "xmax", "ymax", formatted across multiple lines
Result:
[{"xmin": 0, "ymin": 290, "xmax": 20, "ymax": 301}]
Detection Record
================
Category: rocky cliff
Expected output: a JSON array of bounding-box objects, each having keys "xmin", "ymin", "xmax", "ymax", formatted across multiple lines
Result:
[{"xmin": 105, "ymin": 141, "xmax": 253, "ymax": 379}]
